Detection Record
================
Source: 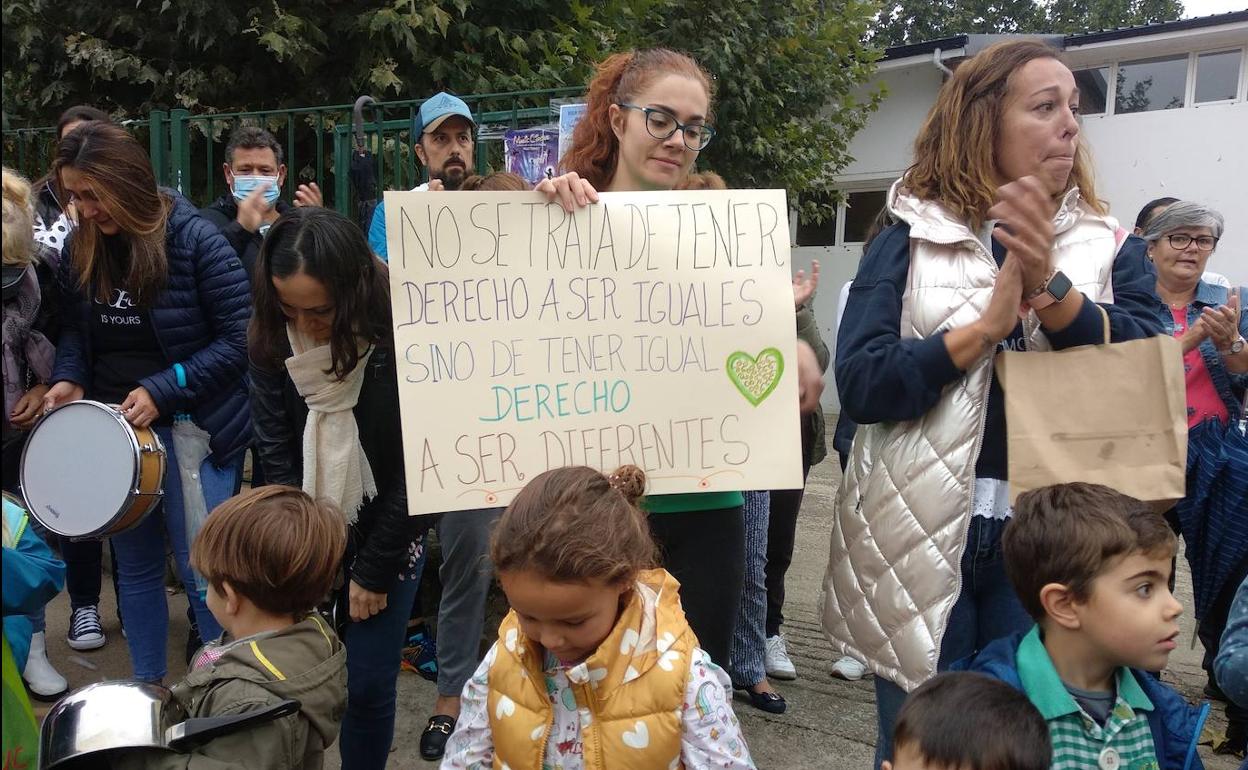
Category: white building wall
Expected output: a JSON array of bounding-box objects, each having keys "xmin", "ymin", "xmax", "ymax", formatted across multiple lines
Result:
[{"xmin": 1082, "ymin": 102, "xmax": 1248, "ymax": 287}]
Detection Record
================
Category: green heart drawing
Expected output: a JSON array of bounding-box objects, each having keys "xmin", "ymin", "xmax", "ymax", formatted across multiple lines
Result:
[{"xmin": 726, "ymin": 348, "xmax": 785, "ymax": 407}]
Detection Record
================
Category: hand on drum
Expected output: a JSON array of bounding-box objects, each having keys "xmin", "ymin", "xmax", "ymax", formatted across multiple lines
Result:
[
  {"xmin": 11, "ymin": 383, "xmax": 49, "ymax": 429},
  {"xmin": 348, "ymin": 580, "xmax": 387, "ymax": 622},
  {"xmin": 119, "ymin": 386, "xmax": 160, "ymax": 428},
  {"xmin": 535, "ymin": 171, "xmax": 599, "ymax": 213},
  {"xmin": 42, "ymin": 381, "xmax": 84, "ymax": 414}
]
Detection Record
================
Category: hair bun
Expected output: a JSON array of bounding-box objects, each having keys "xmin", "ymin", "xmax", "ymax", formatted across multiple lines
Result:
[{"xmin": 607, "ymin": 465, "xmax": 647, "ymax": 506}]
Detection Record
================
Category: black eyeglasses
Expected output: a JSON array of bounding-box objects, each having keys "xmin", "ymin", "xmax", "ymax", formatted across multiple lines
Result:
[
  {"xmin": 1166, "ymin": 233, "xmax": 1218, "ymax": 252},
  {"xmin": 617, "ymin": 103, "xmax": 715, "ymax": 151}
]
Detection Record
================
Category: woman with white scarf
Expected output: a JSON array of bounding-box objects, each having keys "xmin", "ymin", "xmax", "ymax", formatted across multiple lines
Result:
[{"xmin": 248, "ymin": 207, "xmax": 425, "ymax": 770}]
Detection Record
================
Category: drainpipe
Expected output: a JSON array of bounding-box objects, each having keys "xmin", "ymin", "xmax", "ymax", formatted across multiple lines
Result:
[{"xmin": 932, "ymin": 47, "xmax": 953, "ymax": 77}]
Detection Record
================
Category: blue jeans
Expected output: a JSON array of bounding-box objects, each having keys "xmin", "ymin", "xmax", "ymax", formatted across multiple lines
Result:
[
  {"xmin": 110, "ymin": 426, "xmax": 240, "ymax": 682},
  {"xmin": 729, "ymin": 491, "xmax": 770, "ymax": 687},
  {"xmin": 340, "ymin": 539, "xmax": 426, "ymax": 770},
  {"xmin": 872, "ymin": 515, "xmax": 1032, "ymax": 768}
]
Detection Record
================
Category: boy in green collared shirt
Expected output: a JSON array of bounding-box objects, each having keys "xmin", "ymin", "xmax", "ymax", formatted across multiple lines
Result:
[{"xmin": 960, "ymin": 483, "xmax": 1210, "ymax": 770}]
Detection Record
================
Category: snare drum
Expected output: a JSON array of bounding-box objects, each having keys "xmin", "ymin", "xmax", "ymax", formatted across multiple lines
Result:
[{"xmin": 20, "ymin": 400, "xmax": 166, "ymax": 539}]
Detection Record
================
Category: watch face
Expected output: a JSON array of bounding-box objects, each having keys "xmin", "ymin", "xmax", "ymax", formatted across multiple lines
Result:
[
  {"xmin": 1233, "ymin": 338, "xmax": 1246, "ymax": 354},
  {"xmin": 1048, "ymin": 271, "xmax": 1073, "ymax": 301}
]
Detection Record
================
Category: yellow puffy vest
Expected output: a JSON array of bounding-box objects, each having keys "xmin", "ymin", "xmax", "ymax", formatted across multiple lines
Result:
[{"xmin": 488, "ymin": 568, "xmax": 696, "ymax": 770}]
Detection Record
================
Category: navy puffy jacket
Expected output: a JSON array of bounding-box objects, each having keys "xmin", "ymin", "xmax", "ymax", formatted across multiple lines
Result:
[
  {"xmin": 51, "ymin": 191, "xmax": 252, "ymax": 464},
  {"xmin": 955, "ymin": 632, "xmax": 1209, "ymax": 770}
]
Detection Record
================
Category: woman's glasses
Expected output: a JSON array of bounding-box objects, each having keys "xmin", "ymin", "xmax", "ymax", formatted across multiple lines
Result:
[
  {"xmin": 617, "ymin": 104, "xmax": 715, "ymax": 151},
  {"xmin": 1166, "ymin": 234, "xmax": 1218, "ymax": 252}
]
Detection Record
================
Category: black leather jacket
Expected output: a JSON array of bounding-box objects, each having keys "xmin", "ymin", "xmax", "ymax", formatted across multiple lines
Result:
[{"xmin": 249, "ymin": 339, "xmax": 422, "ymax": 593}]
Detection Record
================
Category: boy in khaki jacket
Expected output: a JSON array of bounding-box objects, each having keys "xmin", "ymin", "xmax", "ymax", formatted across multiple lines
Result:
[{"xmin": 119, "ymin": 486, "xmax": 347, "ymax": 769}]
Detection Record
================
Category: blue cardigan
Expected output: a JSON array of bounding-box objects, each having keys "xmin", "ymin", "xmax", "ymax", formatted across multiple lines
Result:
[
  {"xmin": 955, "ymin": 632, "xmax": 1209, "ymax": 770},
  {"xmin": 51, "ymin": 192, "xmax": 252, "ymax": 463}
]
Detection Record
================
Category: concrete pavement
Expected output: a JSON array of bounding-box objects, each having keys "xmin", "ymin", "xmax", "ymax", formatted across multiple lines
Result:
[{"xmin": 32, "ymin": 448, "xmax": 1241, "ymax": 768}]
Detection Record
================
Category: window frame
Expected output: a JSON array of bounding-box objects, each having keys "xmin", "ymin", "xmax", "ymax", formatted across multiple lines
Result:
[
  {"xmin": 1076, "ymin": 45, "xmax": 1246, "ymax": 118},
  {"xmin": 1112, "ymin": 52, "xmax": 1192, "ymax": 116},
  {"xmin": 1191, "ymin": 47, "xmax": 1245, "ymax": 107}
]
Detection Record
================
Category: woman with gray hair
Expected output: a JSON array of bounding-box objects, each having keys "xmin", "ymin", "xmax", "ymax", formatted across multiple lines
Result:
[
  {"xmin": 1146, "ymin": 200, "xmax": 1247, "ymax": 752},
  {"xmin": 1145, "ymin": 201, "xmax": 1246, "ymax": 396}
]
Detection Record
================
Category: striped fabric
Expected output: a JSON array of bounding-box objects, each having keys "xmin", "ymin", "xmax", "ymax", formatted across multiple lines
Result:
[
  {"xmin": 1015, "ymin": 628, "xmax": 1160, "ymax": 770},
  {"xmin": 728, "ymin": 491, "xmax": 770, "ymax": 686},
  {"xmin": 1046, "ymin": 701, "xmax": 1159, "ymax": 770},
  {"xmin": 1176, "ymin": 416, "xmax": 1248, "ymax": 620}
]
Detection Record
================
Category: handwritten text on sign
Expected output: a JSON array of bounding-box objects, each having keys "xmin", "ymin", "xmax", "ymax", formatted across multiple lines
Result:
[{"xmin": 385, "ymin": 189, "xmax": 802, "ymax": 514}]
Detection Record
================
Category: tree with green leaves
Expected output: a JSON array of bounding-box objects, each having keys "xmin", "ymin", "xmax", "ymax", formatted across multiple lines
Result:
[
  {"xmin": 1, "ymin": 0, "xmax": 881, "ymax": 206},
  {"xmin": 872, "ymin": 0, "xmax": 1185, "ymax": 46}
]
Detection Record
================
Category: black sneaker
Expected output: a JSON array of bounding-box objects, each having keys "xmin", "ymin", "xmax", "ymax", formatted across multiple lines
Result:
[{"xmin": 67, "ymin": 605, "xmax": 106, "ymax": 651}]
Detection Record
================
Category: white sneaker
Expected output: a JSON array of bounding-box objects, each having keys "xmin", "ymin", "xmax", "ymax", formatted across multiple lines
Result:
[
  {"xmin": 23, "ymin": 631, "xmax": 68, "ymax": 699},
  {"xmin": 831, "ymin": 655, "xmax": 868, "ymax": 681},
  {"xmin": 67, "ymin": 605, "xmax": 106, "ymax": 651},
  {"xmin": 764, "ymin": 635, "xmax": 797, "ymax": 680}
]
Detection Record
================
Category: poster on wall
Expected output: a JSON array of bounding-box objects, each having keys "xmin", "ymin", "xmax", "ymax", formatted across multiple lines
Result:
[
  {"xmin": 557, "ymin": 103, "xmax": 587, "ymax": 165},
  {"xmin": 503, "ymin": 126, "xmax": 559, "ymax": 186},
  {"xmin": 384, "ymin": 188, "xmax": 802, "ymax": 514}
]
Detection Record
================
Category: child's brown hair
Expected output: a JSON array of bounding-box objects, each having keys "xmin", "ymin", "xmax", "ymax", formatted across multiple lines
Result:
[
  {"xmin": 190, "ymin": 486, "xmax": 346, "ymax": 616},
  {"xmin": 459, "ymin": 172, "xmax": 530, "ymax": 191},
  {"xmin": 490, "ymin": 465, "xmax": 657, "ymax": 585},
  {"xmin": 1003, "ymin": 482, "xmax": 1177, "ymax": 621},
  {"xmin": 892, "ymin": 672, "xmax": 1050, "ymax": 770},
  {"xmin": 677, "ymin": 171, "xmax": 726, "ymax": 190}
]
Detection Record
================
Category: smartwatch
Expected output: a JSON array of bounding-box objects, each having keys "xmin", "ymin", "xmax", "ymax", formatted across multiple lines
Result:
[{"xmin": 1026, "ymin": 270, "xmax": 1073, "ymax": 310}]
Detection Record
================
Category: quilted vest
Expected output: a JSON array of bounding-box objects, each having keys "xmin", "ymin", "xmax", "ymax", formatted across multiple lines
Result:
[
  {"xmin": 488, "ymin": 568, "xmax": 694, "ymax": 770},
  {"xmin": 820, "ymin": 180, "xmax": 1119, "ymax": 693}
]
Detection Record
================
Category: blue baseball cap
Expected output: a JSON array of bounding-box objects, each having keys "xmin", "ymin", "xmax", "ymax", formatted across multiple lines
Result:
[{"xmin": 418, "ymin": 92, "xmax": 476, "ymax": 135}]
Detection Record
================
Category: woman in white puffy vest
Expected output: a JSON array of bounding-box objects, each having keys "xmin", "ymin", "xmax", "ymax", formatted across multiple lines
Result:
[{"xmin": 819, "ymin": 40, "xmax": 1164, "ymax": 767}]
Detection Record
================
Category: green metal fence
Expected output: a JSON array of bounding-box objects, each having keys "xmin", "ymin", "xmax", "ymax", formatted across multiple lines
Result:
[
  {"xmin": 1, "ymin": 87, "xmax": 582, "ymax": 217},
  {"xmin": 3, "ymin": 118, "xmax": 156, "ymax": 187}
]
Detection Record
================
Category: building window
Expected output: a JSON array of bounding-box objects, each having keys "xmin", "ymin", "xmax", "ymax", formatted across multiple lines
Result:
[
  {"xmin": 1074, "ymin": 67, "xmax": 1110, "ymax": 115},
  {"xmin": 1115, "ymin": 55, "xmax": 1188, "ymax": 114},
  {"xmin": 1195, "ymin": 49, "xmax": 1242, "ymax": 103},
  {"xmin": 843, "ymin": 190, "xmax": 889, "ymax": 243},
  {"xmin": 795, "ymin": 192, "xmax": 837, "ymax": 247}
]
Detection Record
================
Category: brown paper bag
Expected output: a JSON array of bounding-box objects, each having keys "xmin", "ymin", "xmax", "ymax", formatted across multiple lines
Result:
[{"xmin": 995, "ymin": 307, "xmax": 1187, "ymax": 504}]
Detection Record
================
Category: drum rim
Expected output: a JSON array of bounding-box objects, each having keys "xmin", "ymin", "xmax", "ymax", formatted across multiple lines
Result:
[{"xmin": 18, "ymin": 399, "xmax": 153, "ymax": 539}]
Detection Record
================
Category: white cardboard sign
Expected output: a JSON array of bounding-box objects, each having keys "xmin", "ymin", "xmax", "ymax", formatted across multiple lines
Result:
[{"xmin": 385, "ymin": 189, "xmax": 802, "ymax": 514}]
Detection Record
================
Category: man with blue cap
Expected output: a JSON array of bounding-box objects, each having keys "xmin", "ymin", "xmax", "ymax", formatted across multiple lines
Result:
[
  {"xmin": 365, "ymin": 91, "xmax": 476, "ymax": 261},
  {"xmin": 368, "ymin": 95, "xmax": 502, "ymax": 760}
]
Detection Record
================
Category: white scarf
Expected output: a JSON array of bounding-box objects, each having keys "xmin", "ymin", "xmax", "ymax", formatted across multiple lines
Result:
[{"xmin": 285, "ymin": 326, "xmax": 376, "ymax": 522}]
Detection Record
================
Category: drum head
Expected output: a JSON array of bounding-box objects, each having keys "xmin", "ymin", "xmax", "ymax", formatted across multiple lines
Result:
[{"xmin": 21, "ymin": 401, "xmax": 139, "ymax": 537}]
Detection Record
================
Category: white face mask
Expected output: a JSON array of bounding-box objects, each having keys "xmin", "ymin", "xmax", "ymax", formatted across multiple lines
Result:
[{"xmin": 230, "ymin": 175, "xmax": 281, "ymax": 205}]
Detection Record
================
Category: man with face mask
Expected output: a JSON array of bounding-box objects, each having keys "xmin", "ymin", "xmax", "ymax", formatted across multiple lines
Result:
[
  {"xmin": 366, "ymin": 92, "xmax": 476, "ymax": 262},
  {"xmin": 200, "ymin": 125, "xmax": 322, "ymax": 279}
]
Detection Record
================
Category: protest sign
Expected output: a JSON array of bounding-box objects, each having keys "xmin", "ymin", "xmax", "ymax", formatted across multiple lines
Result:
[{"xmin": 384, "ymin": 189, "xmax": 803, "ymax": 514}]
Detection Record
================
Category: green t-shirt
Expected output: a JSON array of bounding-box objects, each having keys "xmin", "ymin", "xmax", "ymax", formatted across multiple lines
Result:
[{"xmin": 641, "ymin": 491, "xmax": 745, "ymax": 514}]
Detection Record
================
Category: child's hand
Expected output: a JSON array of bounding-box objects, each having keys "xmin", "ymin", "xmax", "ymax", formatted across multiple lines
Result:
[{"xmin": 349, "ymin": 580, "xmax": 388, "ymax": 622}]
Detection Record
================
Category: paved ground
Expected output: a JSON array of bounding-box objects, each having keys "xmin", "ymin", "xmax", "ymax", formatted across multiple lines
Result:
[{"xmin": 33, "ymin": 442, "xmax": 1242, "ymax": 768}]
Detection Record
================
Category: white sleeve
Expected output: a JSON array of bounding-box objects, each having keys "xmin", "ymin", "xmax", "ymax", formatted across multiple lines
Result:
[
  {"xmin": 439, "ymin": 644, "xmax": 497, "ymax": 770},
  {"xmin": 679, "ymin": 648, "xmax": 757, "ymax": 770},
  {"xmin": 835, "ymin": 280, "xmax": 853, "ymax": 333}
]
